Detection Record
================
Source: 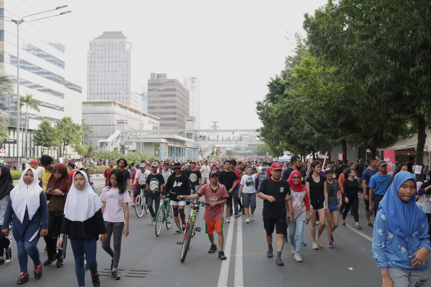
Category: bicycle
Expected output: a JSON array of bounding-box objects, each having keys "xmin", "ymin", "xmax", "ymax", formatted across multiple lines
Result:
[
  {"xmin": 134, "ymin": 184, "xmax": 148, "ymax": 218},
  {"xmin": 155, "ymin": 191, "xmax": 174, "ymax": 237},
  {"xmin": 176, "ymin": 200, "xmax": 208, "ymax": 262}
]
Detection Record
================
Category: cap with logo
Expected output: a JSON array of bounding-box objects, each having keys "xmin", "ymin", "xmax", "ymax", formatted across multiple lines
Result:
[
  {"xmin": 151, "ymin": 162, "xmax": 158, "ymax": 168},
  {"xmin": 173, "ymin": 162, "xmax": 182, "ymax": 169},
  {"xmin": 324, "ymin": 167, "xmax": 334, "ymax": 174},
  {"xmin": 271, "ymin": 162, "xmax": 282, "ymax": 170}
]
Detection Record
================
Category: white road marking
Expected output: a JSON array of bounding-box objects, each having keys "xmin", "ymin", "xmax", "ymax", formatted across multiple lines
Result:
[
  {"xmin": 345, "ymin": 223, "xmax": 373, "ymax": 242},
  {"xmin": 234, "ymin": 219, "xmax": 243, "ymax": 287},
  {"xmin": 217, "ymin": 218, "xmax": 235, "ymax": 287}
]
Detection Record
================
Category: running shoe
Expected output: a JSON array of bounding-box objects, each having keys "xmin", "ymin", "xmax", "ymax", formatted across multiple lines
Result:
[
  {"xmin": 5, "ymin": 248, "xmax": 12, "ymax": 261},
  {"xmin": 208, "ymin": 244, "xmax": 217, "ymax": 253},
  {"xmin": 327, "ymin": 242, "xmax": 333, "ymax": 248},
  {"xmin": 218, "ymin": 251, "xmax": 227, "ymax": 260},
  {"xmin": 342, "ymin": 222, "xmax": 346, "ymax": 226},
  {"xmin": 316, "ymin": 238, "xmax": 323, "ymax": 248},
  {"xmin": 246, "ymin": 218, "xmax": 250, "ymax": 223},
  {"xmin": 111, "ymin": 270, "xmax": 121, "ymax": 280},
  {"xmin": 267, "ymin": 248, "xmax": 273, "ymax": 258},
  {"xmin": 291, "ymin": 246, "xmax": 296, "ymax": 255},
  {"xmin": 251, "ymin": 214, "xmax": 255, "ymax": 221},
  {"xmin": 34, "ymin": 262, "xmax": 43, "ymax": 280},
  {"xmin": 367, "ymin": 222, "xmax": 374, "ymax": 227},
  {"xmin": 276, "ymin": 257, "xmax": 284, "ymax": 266},
  {"xmin": 234, "ymin": 213, "xmax": 241, "ymax": 218},
  {"xmin": 294, "ymin": 254, "xmax": 302, "ymax": 262},
  {"xmin": 175, "ymin": 228, "xmax": 182, "ymax": 234},
  {"xmin": 331, "ymin": 235, "xmax": 334, "ymax": 243},
  {"xmin": 150, "ymin": 217, "xmax": 155, "ymax": 224},
  {"xmin": 131, "ymin": 203, "xmax": 135, "ymax": 207},
  {"xmin": 225, "ymin": 217, "xmax": 230, "ymax": 223},
  {"xmin": 56, "ymin": 259, "xmax": 63, "ymax": 268},
  {"xmin": 302, "ymin": 242, "xmax": 307, "ymax": 246},
  {"xmin": 91, "ymin": 273, "xmax": 100, "ymax": 287},
  {"xmin": 356, "ymin": 225, "xmax": 362, "ymax": 229},
  {"xmin": 312, "ymin": 242, "xmax": 319, "ymax": 250},
  {"xmin": 17, "ymin": 272, "xmax": 29, "ymax": 285}
]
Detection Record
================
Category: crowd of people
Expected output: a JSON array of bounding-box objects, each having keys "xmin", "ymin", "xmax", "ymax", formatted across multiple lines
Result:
[{"xmin": 0, "ymin": 154, "xmax": 430, "ymax": 286}]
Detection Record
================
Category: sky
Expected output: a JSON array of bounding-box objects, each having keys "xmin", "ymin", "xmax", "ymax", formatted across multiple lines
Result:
[{"xmin": 60, "ymin": 0, "xmax": 328, "ymax": 129}]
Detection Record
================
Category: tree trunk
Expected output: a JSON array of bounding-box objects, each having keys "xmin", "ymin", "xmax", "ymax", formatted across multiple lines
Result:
[
  {"xmin": 370, "ymin": 147, "xmax": 377, "ymax": 159},
  {"xmin": 341, "ymin": 139, "xmax": 347, "ymax": 163},
  {"xmin": 312, "ymin": 150, "xmax": 316, "ymax": 161},
  {"xmin": 24, "ymin": 107, "xmax": 28, "ymax": 158},
  {"xmin": 416, "ymin": 117, "xmax": 426, "ymax": 182}
]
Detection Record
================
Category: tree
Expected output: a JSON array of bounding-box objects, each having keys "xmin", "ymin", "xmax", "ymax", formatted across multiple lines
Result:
[
  {"xmin": 252, "ymin": 144, "xmax": 278, "ymax": 157},
  {"xmin": 16, "ymin": 92, "xmax": 40, "ymax": 157},
  {"xmin": 0, "ymin": 73, "xmax": 14, "ymax": 147},
  {"xmin": 33, "ymin": 119, "xmax": 60, "ymax": 154},
  {"xmin": 55, "ymin": 117, "xmax": 82, "ymax": 158},
  {"xmin": 81, "ymin": 119, "xmax": 94, "ymax": 145}
]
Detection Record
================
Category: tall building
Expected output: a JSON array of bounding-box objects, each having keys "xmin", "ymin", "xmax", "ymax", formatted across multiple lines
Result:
[
  {"xmin": 86, "ymin": 32, "xmax": 137, "ymax": 107},
  {"xmin": 148, "ymin": 73, "xmax": 189, "ymax": 129},
  {"xmin": 184, "ymin": 76, "xmax": 201, "ymax": 129},
  {"xmin": 0, "ymin": 1, "xmax": 82, "ymax": 160}
]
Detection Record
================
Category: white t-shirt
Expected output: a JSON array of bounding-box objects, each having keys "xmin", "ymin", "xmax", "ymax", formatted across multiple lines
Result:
[
  {"xmin": 36, "ymin": 166, "xmax": 43, "ymax": 179},
  {"xmin": 100, "ymin": 187, "xmax": 131, "ymax": 222},
  {"xmin": 201, "ymin": 165, "xmax": 210, "ymax": 178},
  {"xmin": 240, "ymin": 174, "xmax": 258, "ymax": 194},
  {"xmin": 161, "ymin": 169, "xmax": 173, "ymax": 185},
  {"xmin": 135, "ymin": 169, "xmax": 150, "ymax": 184}
]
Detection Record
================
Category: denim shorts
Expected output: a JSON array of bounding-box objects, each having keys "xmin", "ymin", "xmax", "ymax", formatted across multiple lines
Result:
[{"xmin": 328, "ymin": 202, "xmax": 339, "ymax": 212}]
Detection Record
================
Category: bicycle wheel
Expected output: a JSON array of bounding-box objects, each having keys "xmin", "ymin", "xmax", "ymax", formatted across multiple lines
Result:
[
  {"xmin": 135, "ymin": 195, "xmax": 145, "ymax": 218},
  {"xmin": 180, "ymin": 223, "xmax": 193, "ymax": 262},
  {"xmin": 166, "ymin": 204, "xmax": 173, "ymax": 229},
  {"xmin": 155, "ymin": 204, "xmax": 165, "ymax": 237}
]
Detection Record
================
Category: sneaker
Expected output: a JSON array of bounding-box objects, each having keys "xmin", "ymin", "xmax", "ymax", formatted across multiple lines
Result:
[
  {"xmin": 251, "ymin": 214, "xmax": 255, "ymax": 221},
  {"xmin": 208, "ymin": 244, "xmax": 217, "ymax": 253},
  {"xmin": 91, "ymin": 273, "xmax": 100, "ymax": 287},
  {"xmin": 276, "ymin": 257, "xmax": 284, "ymax": 266},
  {"xmin": 356, "ymin": 225, "xmax": 362, "ymax": 229},
  {"xmin": 245, "ymin": 218, "xmax": 250, "ymax": 223},
  {"xmin": 367, "ymin": 222, "xmax": 374, "ymax": 227},
  {"xmin": 17, "ymin": 272, "xmax": 29, "ymax": 285},
  {"xmin": 5, "ymin": 248, "xmax": 12, "ymax": 261},
  {"xmin": 294, "ymin": 254, "xmax": 302, "ymax": 262},
  {"xmin": 234, "ymin": 213, "xmax": 241, "ymax": 218},
  {"xmin": 312, "ymin": 242, "xmax": 318, "ymax": 250},
  {"xmin": 302, "ymin": 242, "xmax": 307, "ymax": 246},
  {"xmin": 43, "ymin": 257, "xmax": 55, "ymax": 266},
  {"xmin": 328, "ymin": 242, "xmax": 333, "ymax": 248},
  {"xmin": 267, "ymin": 248, "xmax": 273, "ymax": 258},
  {"xmin": 225, "ymin": 217, "xmax": 230, "ymax": 223},
  {"xmin": 131, "ymin": 203, "xmax": 135, "ymax": 207},
  {"xmin": 291, "ymin": 246, "xmax": 296, "ymax": 255},
  {"xmin": 331, "ymin": 234, "xmax": 334, "ymax": 243},
  {"xmin": 218, "ymin": 251, "xmax": 227, "ymax": 260},
  {"xmin": 151, "ymin": 217, "xmax": 155, "ymax": 224},
  {"xmin": 316, "ymin": 238, "xmax": 323, "ymax": 248},
  {"xmin": 56, "ymin": 259, "xmax": 63, "ymax": 268},
  {"xmin": 34, "ymin": 262, "xmax": 43, "ymax": 280},
  {"xmin": 111, "ymin": 270, "xmax": 121, "ymax": 280},
  {"xmin": 175, "ymin": 228, "xmax": 182, "ymax": 234},
  {"xmin": 342, "ymin": 222, "xmax": 346, "ymax": 226},
  {"xmin": 182, "ymin": 223, "xmax": 186, "ymax": 231}
]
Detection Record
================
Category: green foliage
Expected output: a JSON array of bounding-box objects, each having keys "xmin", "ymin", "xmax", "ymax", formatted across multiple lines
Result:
[
  {"xmin": 11, "ymin": 171, "xmax": 23, "ymax": 180},
  {"xmin": 0, "ymin": 129, "xmax": 9, "ymax": 146},
  {"xmin": 81, "ymin": 119, "xmax": 94, "ymax": 145},
  {"xmin": 56, "ymin": 117, "xmax": 82, "ymax": 157},
  {"xmin": 33, "ymin": 119, "xmax": 60, "ymax": 154},
  {"xmin": 252, "ymin": 144, "xmax": 278, "ymax": 157}
]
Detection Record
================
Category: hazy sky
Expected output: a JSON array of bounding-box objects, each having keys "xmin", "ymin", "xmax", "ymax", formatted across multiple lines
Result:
[{"xmin": 60, "ymin": 0, "xmax": 328, "ymax": 129}]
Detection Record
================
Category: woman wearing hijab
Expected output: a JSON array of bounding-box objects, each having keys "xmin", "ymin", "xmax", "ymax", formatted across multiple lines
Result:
[
  {"xmin": 0, "ymin": 164, "xmax": 14, "ymax": 264},
  {"xmin": 287, "ymin": 170, "xmax": 311, "ymax": 262},
  {"xmin": 373, "ymin": 171, "xmax": 431, "ymax": 286},
  {"xmin": 43, "ymin": 163, "xmax": 72, "ymax": 267},
  {"xmin": 58, "ymin": 170, "xmax": 107, "ymax": 287},
  {"xmin": 1, "ymin": 168, "xmax": 49, "ymax": 284}
]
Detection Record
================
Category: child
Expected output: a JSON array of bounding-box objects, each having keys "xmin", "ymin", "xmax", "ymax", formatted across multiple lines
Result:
[
  {"xmin": 58, "ymin": 171, "xmax": 107, "ymax": 287},
  {"xmin": 2, "ymin": 168, "xmax": 49, "ymax": 284},
  {"xmin": 100, "ymin": 169, "xmax": 130, "ymax": 280},
  {"xmin": 373, "ymin": 171, "xmax": 431, "ymax": 286}
]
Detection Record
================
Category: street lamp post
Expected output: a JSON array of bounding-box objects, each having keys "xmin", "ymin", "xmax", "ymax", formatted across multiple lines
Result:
[{"xmin": 9, "ymin": 6, "xmax": 70, "ymax": 170}]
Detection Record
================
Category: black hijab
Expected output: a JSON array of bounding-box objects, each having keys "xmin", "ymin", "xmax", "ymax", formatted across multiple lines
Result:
[{"xmin": 0, "ymin": 164, "xmax": 14, "ymax": 200}]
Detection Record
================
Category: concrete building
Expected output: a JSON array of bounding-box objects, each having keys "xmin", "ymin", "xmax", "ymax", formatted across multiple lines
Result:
[
  {"xmin": 82, "ymin": 100, "xmax": 160, "ymax": 148},
  {"xmin": 86, "ymin": 32, "xmax": 138, "ymax": 107},
  {"xmin": 0, "ymin": 1, "xmax": 82, "ymax": 160},
  {"xmin": 148, "ymin": 73, "xmax": 189, "ymax": 129},
  {"xmin": 184, "ymin": 76, "xmax": 201, "ymax": 129}
]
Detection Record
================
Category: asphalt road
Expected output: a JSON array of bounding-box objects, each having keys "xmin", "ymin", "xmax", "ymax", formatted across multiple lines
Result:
[{"xmin": 1, "ymin": 188, "xmax": 427, "ymax": 287}]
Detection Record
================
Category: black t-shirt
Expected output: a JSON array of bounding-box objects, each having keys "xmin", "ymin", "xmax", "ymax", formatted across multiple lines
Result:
[
  {"xmin": 282, "ymin": 168, "xmax": 306, "ymax": 184},
  {"xmin": 122, "ymin": 169, "xmax": 131, "ymax": 184},
  {"xmin": 187, "ymin": 170, "xmax": 202, "ymax": 190},
  {"xmin": 258, "ymin": 178, "xmax": 290, "ymax": 218},
  {"xmin": 306, "ymin": 175, "xmax": 326, "ymax": 201},
  {"xmin": 355, "ymin": 164, "xmax": 365, "ymax": 177},
  {"xmin": 146, "ymin": 173, "xmax": 165, "ymax": 198},
  {"xmin": 218, "ymin": 170, "xmax": 238, "ymax": 191},
  {"xmin": 343, "ymin": 178, "xmax": 359, "ymax": 198}
]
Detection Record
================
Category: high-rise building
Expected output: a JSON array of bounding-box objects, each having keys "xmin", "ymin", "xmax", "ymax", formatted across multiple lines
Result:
[
  {"xmin": 0, "ymin": 1, "xmax": 82, "ymax": 160},
  {"xmin": 140, "ymin": 86, "xmax": 148, "ymax": 113},
  {"xmin": 148, "ymin": 73, "xmax": 189, "ymax": 129},
  {"xmin": 184, "ymin": 76, "xmax": 201, "ymax": 129},
  {"xmin": 87, "ymin": 31, "xmax": 137, "ymax": 107}
]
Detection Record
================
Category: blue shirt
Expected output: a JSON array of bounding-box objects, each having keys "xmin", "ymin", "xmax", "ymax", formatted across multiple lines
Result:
[
  {"xmin": 362, "ymin": 168, "xmax": 379, "ymax": 195},
  {"xmin": 369, "ymin": 173, "xmax": 391, "ymax": 196},
  {"xmin": 373, "ymin": 209, "xmax": 431, "ymax": 271}
]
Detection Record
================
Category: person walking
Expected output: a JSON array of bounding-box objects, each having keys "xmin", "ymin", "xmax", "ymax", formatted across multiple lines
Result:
[
  {"xmin": 104, "ymin": 160, "xmax": 115, "ymax": 187},
  {"xmin": 362, "ymin": 158, "xmax": 379, "ymax": 227},
  {"xmin": 145, "ymin": 162, "xmax": 165, "ymax": 225},
  {"xmin": 0, "ymin": 165, "xmax": 14, "ymax": 265},
  {"xmin": 369, "ymin": 160, "xmax": 391, "ymax": 216},
  {"xmin": 287, "ymin": 170, "xmax": 311, "ymax": 262},
  {"xmin": 186, "ymin": 162, "xmax": 202, "ymax": 212},
  {"xmin": 101, "ymin": 169, "xmax": 130, "ymax": 280},
  {"xmin": 43, "ymin": 164, "xmax": 71, "ymax": 268},
  {"xmin": 258, "ymin": 162, "xmax": 293, "ymax": 266},
  {"xmin": 2, "ymin": 168, "xmax": 49, "ymax": 284},
  {"xmin": 201, "ymin": 161, "xmax": 211, "ymax": 185},
  {"xmin": 238, "ymin": 166, "xmax": 259, "ymax": 223},
  {"xmin": 342, "ymin": 168, "xmax": 361, "ymax": 229},
  {"xmin": 323, "ymin": 167, "xmax": 342, "ymax": 247},
  {"xmin": 218, "ymin": 160, "xmax": 238, "ymax": 223},
  {"xmin": 373, "ymin": 172, "xmax": 431, "ymax": 287},
  {"xmin": 58, "ymin": 170, "xmax": 107, "ymax": 287}
]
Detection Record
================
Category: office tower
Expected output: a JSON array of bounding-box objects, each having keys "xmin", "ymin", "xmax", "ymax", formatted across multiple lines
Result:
[
  {"xmin": 184, "ymin": 76, "xmax": 201, "ymax": 129},
  {"xmin": 148, "ymin": 73, "xmax": 189, "ymax": 129}
]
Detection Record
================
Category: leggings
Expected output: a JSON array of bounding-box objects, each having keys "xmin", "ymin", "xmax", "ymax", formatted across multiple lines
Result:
[
  {"xmin": 0, "ymin": 224, "xmax": 10, "ymax": 257},
  {"xmin": 44, "ymin": 213, "xmax": 64, "ymax": 260},
  {"xmin": 147, "ymin": 196, "xmax": 160, "ymax": 218},
  {"xmin": 102, "ymin": 222, "xmax": 124, "ymax": 270},
  {"xmin": 342, "ymin": 196, "xmax": 359, "ymax": 222},
  {"xmin": 242, "ymin": 193, "xmax": 256, "ymax": 209},
  {"xmin": 16, "ymin": 230, "xmax": 41, "ymax": 273},
  {"xmin": 70, "ymin": 238, "xmax": 98, "ymax": 287}
]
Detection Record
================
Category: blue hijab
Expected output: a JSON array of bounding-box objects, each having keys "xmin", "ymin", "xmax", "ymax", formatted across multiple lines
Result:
[{"xmin": 378, "ymin": 171, "xmax": 426, "ymax": 255}]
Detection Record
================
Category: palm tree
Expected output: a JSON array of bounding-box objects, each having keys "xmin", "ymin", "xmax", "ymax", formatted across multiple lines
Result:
[
  {"xmin": 0, "ymin": 73, "xmax": 15, "ymax": 145},
  {"xmin": 17, "ymin": 92, "xmax": 40, "ymax": 157}
]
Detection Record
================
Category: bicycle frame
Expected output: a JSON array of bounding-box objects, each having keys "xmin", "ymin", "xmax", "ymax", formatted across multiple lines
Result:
[{"xmin": 183, "ymin": 201, "xmax": 198, "ymax": 241}]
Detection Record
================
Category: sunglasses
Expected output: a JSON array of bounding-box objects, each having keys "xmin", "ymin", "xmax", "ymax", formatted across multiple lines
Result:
[{"xmin": 292, "ymin": 177, "xmax": 300, "ymax": 179}]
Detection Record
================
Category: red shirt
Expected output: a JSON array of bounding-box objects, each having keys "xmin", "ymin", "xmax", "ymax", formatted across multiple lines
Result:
[
  {"xmin": 266, "ymin": 167, "xmax": 271, "ymax": 179},
  {"xmin": 104, "ymin": 168, "xmax": 114, "ymax": 186},
  {"xmin": 198, "ymin": 184, "xmax": 229, "ymax": 221},
  {"xmin": 131, "ymin": 170, "xmax": 138, "ymax": 192},
  {"xmin": 233, "ymin": 168, "xmax": 241, "ymax": 186},
  {"xmin": 68, "ymin": 169, "xmax": 77, "ymax": 181}
]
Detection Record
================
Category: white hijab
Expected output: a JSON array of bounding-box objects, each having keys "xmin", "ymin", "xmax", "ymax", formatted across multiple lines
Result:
[
  {"xmin": 10, "ymin": 168, "xmax": 42, "ymax": 224},
  {"xmin": 64, "ymin": 170, "xmax": 102, "ymax": 222}
]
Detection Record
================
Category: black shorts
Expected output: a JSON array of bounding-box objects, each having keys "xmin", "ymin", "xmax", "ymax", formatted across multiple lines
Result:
[
  {"xmin": 364, "ymin": 198, "xmax": 369, "ymax": 211},
  {"xmin": 226, "ymin": 192, "xmax": 233, "ymax": 206},
  {"xmin": 310, "ymin": 199, "xmax": 325, "ymax": 210},
  {"xmin": 263, "ymin": 215, "xmax": 286, "ymax": 236}
]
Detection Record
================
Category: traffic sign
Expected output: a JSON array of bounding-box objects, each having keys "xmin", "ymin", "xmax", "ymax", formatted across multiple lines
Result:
[
  {"xmin": 125, "ymin": 141, "xmax": 132, "ymax": 145},
  {"xmin": 0, "ymin": 148, "xmax": 5, "ymax": 153}
]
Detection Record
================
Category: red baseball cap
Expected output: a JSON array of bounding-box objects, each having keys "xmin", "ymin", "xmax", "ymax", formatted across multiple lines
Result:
[
  {"xmin": 271, "ymin": 162, "xmax": 283, "ymax": 170},
  {"xmin": 29, "ymin": 160, "xmax": 38, "ymax": 165}
]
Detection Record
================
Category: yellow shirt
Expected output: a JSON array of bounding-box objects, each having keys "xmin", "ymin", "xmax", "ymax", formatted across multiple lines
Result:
[{"xmin": 41, "ymin": 168, "xmax": 53, "ymax": 192}]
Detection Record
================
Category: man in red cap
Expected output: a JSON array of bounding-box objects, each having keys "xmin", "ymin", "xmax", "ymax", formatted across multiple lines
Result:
[
  {"xmin": 258, "ymin": 162, "xmax": 293, "ymax": 266},
  {"xmin": 29, "ymin": 160, "xmax": 42, "ymax": 180}
]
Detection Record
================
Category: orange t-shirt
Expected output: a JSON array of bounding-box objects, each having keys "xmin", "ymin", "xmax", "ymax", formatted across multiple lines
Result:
[{"xmin": 338, "ymin": 173, "xmax": 345, "ymax": 193}]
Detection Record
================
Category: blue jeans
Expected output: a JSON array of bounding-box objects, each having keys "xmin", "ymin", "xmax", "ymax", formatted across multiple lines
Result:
[
  {"xmin": 233, "ymin": 187, "xmax": 240, "ymax": 214},
  {"xmin": 70, "ymin": 239, "xmax": 98, "ymax": 287},
  {"xmin": 288, "ymin": 220, "xmax": 305, "ymax": 256},
  {"xmin": 16, "ymin": 234, "xmax": 41, "ymax": 273}
]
